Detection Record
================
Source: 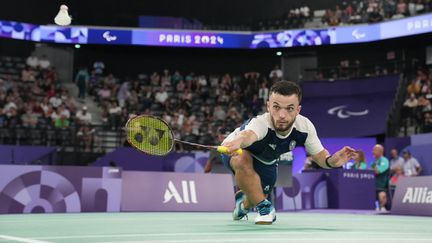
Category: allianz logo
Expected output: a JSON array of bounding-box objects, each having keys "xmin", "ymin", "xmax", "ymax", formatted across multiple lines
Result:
[
  {"xmin": 163, "ymin": 180, "xmax": 198, "ymax": 204},
  {"xmin": 402, "ymin": 187, "xmax": 432, "ymax": 204}
]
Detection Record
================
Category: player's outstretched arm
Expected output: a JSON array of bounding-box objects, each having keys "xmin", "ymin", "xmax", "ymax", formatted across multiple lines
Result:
[
  {"xmin": 312, "ymin": 146, "xmax": 357, "ymax": 169},
  {"xmin": 222, "ymin": 130, "xmax": 258, "ymax": 155}
]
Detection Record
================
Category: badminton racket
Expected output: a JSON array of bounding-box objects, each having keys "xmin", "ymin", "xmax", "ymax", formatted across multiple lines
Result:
[{"xmin": 125, "ymin": 115, "xmax": 243, "ymax": 156}]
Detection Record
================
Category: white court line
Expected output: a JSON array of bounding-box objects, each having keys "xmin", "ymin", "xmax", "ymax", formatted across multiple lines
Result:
[
  {"xmin": 98, "ymin": 239, "xmax": 432, "ymax": 243},
  {"xmin": 0, "ymin": 235, "xmax": 50, "ymax": 243},
  {"xmin": 32, "ymin": 231, "xmax": 432, "ymax": 241}
]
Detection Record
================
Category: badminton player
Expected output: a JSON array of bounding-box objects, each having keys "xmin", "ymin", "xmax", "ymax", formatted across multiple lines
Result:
[{"xmin": 222, "ymin": 80, "xmax": 357, "ymax": 224}]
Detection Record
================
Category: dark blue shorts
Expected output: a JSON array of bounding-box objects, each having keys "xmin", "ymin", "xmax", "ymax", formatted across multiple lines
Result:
[{"xmin": 221, "ymin": 154, "xmax": 277, "ymax": 195}]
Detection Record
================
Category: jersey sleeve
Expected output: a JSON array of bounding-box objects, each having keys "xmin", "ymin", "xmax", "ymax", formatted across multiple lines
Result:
[
  {"xmin": 377, "ymin": 158, "xmax": 390, "ymax": 173},
  {"xmin": 303, "ymin": 119, "xmax": 324, "ymax": 155},
  {"xmin": 413, "ymin": 158, "xmax": 421, "ymax": 168},
  {"xmin": 244, "ymin": 116, "xmax": 268, "ymax": 140}
]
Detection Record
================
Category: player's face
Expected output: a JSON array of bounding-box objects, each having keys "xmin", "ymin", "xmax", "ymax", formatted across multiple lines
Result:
[{"xmin": 267, "ymin": 93, "xmax": 301, "ymax": 135}]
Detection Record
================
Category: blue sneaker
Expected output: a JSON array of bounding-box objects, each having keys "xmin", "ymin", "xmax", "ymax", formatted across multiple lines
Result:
[
  {"xmin": 232, "ymin": 190, "xmax": 249, "ymax": 220},
  {"xmin": 254, "ymin": 199, "xmax": 276, "ymax": 225}
]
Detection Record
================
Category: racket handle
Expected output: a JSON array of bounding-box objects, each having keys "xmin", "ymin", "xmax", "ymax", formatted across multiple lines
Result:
[{"xmin": 217, "ymin": 146, "xmax": 243, "ymax": 155}]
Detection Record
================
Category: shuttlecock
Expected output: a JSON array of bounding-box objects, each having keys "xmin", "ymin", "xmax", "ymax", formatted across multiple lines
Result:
[{"xmin": 54, "ymin": 5, "xmax": 72, "ymax": 26}]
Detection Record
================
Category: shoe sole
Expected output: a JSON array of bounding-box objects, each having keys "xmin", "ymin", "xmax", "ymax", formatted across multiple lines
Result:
[{"xmin": 254, "ymin": 216, "xmax": 277, "ymax": 225}]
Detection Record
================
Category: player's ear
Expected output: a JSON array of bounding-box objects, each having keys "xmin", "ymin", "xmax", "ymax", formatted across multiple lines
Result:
[
  {"xmin": 297, "ymin": 105, "xmax": 302, "ymax": 113},
  {"xmin": 266, "ymin": 100, "xmax": 270, "ymax": 111}
]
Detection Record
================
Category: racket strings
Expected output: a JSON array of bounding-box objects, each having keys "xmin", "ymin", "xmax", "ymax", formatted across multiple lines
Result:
[{"xmin": 127, "ymin": 116, "xmax": 174, "ymax": 156}]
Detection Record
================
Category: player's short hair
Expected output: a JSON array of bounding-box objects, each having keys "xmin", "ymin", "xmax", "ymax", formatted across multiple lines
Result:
[{"xmin": 269, "ymin": 80, "xmax": 302, "ymax": 103}]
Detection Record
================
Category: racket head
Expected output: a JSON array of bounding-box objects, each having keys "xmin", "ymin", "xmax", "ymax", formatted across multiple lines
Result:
[{"xmin": 125, "ymin": 115, "xmax": 174, "ymax": 156}]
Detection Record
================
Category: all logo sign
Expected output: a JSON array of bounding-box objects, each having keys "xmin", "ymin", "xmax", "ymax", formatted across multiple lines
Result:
[
  {"xmin": 163, "ymin": 180, "xmax": 198, "ymax": 204},
  {"xmin": 121, "ymin": 171, "xmax": 234, "ymax": 212}
]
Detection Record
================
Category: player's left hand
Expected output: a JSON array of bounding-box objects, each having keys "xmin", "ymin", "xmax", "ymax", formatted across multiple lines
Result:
[{"xmin": 329, "ymin": 146, "xmax": 357, "ymax": 167}]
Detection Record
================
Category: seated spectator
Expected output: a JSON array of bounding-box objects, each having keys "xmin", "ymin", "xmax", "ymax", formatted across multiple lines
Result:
[
  {"xmin": 269, "ymin": 65, "xmax": 283, "ymax": 81},
  {"xmin": 368, "ymin": 7, "xmax": 384, "ymax": 23},
  {"xmin": 39, "ymin": 55, "xmax": 51, "ymax": 70},
  {"xmin": 176, "ymin": 80, "xmax": 186, "ymax": 92},
  {"xmin": 162, "ymin": 111, "xmax": 172, "ymax": 124},
  {"xmin": 352, "ymin": 150, "xmax": 367, "ymax": 169},
  {"xmin": 108, "ymin": 100, "xmax": 122, "ymax": 129},
  {"xmin": 161, "ymin": 69, "xmax": 171, "ymax": 87},
  {"xmin": 104, "ymin": 73, "xmax": 117, "ymax": 87},
  {"xmin": 402, "ymin": 93, "xmax": 419, "ymax": 124},
  {"xmin": 416, "ymin": 0, "xmax": 425, "ymax": 14},
  {"xmin": 49, "ymin": 93, "xmax": 63, "ymax": 108},
  {"xmin": 54, "ymin": 114, "xmax": 70, "ymax": 129},
  {"xmin": 46, "ymin": 85, "xmax": 56, "ymax": 98},
  {"xmin": 171, "ymin": 70, "xmax": 183, "ymax": 87},
  {"xmin": 155, "ymin": 87, "xmax": 169, "ymax": 106},
  {"xmin": 26, "ymin": 55, "xmax": 39, "ymax": 68},
  {"xmin": 98, "ymin": 85, "xmax": 112, "ymax": 102},
  {"xmin": 21, "ymin": 66, "xmax": 35, "ymax": 82},
  {"xmin": 390, "ymin": 166, "xmax": 404, "ymax": 186},
  {"xmin": 258, "ymin": 82, "xmax": 269, "ymax": 103},
  {"xmin": 213, "ymin": 105, "xmax": 227, "ymax": 121},
  {"xmin": 75, "ymin": 106, "xmax": 92, "ymax": 125},
  {"xmin": 127, "ymin": 90, "xmax": 139, "ymax": 111},
  {"xmin": 150, "ymin": 72, "xmax": 160, "ymax": 86},
  {"xmin": 50, "ymin": 107, "xmax": 60, "ymax": 123},
  {"xmin": 21, "ymin": 107, "xmax": 39, "ymax": 128},
  {"xmin": 196, "ymin": 75, "xmax": 207, "ymax": 92},
  {"xmin": 401, "ymin": 150, "xmax": 422, "ymax": 176},
  {"xmin": 397, "ymin": 0, "xmax": 408, "ymax": 16},
  {"xmin": 61, "ymin": 90, "xmax": 78, "ymax": 114},
  {"xmin": 420, "ymin": 80, "xmax": 431, "ymax": 95},
  {"xmin": 3, "ymin": 96, "xmax": 18, "ymax": 113},
  {"xmin": 404, "ymin": 93, "xmax": 418, "ymax": 108},
  {"xmin": 77, "ymin": 124, "xmax": 95, "ymax": 152},
  {"xmin": 249, "ymin": 94, "xmax": 262, "ymax": 116},
  {"xmin": 423, "ymin": 113, "xmax": 432, "ymax": 132},
  {"xmin": 31, "ymin": 81, "xmax": 44, "ymax": 97},
  {"xmin": 57, "ymin": 104, "xmax": 70, "ymax": 119},
  {"xmin": 117, "ymin": 82, "xmax": 130, "ymax": 107},
  {"xmin": 407, "ymin": 79, "xmax": 421, "ymax": 95},
  {"xmin": 93, "ymin": 61, "xmax": 105, "ymax": 76},
  {"xmin": 383, "ymin": 0, "xmax": 397, "ymax": 18},
  {"xmin": 180, "ymin": 89, "xmax": 192, "ymax": 110},
  {"xmin": 139, "ymin": 86, "xmax": 153, "ymax": 111}
]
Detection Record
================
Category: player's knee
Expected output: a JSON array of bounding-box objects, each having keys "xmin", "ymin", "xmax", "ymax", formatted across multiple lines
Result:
[{"xmin": 230, "ymin": 152, "xmax": 253, "ymax": 174}]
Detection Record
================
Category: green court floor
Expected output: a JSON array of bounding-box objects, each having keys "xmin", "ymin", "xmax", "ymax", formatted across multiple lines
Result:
[{"xmin": 1, "ymin": 212, "xmax": 431, "ymax": 243}]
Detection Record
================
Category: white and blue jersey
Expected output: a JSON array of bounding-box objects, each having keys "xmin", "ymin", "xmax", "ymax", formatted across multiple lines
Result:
[
  {"xmin": 224, "ymin": 112, "xmax": 324, "ymax": 164},
  {"xmin": 221, "ymin": 113, "xmax": 324, "ymax": 194}
]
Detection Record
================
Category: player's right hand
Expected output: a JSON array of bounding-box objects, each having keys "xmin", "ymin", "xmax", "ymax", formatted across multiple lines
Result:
[{"xmin": 221, "ymin": 139, "xmax": 243, "ymax": 156}]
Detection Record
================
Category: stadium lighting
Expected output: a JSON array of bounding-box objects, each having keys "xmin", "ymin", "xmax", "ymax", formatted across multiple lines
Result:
[{"xmin": 276, "ymin": 51, "xmax": 282, "ymax": 56}]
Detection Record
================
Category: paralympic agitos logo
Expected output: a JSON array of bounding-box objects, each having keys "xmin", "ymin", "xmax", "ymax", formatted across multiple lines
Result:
[{"xmin": 327, "ymin": 105, "xmax": 369, "ymax": 119}]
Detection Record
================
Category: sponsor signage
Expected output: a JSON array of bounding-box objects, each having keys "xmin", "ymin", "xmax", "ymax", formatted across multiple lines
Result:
[
  {"xmin": 392, "ymin": 176, "xmax": 432, "ymax": 216},
  {"xmin": 121, "ymin": 171, "xmax": 234, "ymax": 212},
  {"xmin": 3, "ymin": 13, "xmax": 432, "ymax": 48}
]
